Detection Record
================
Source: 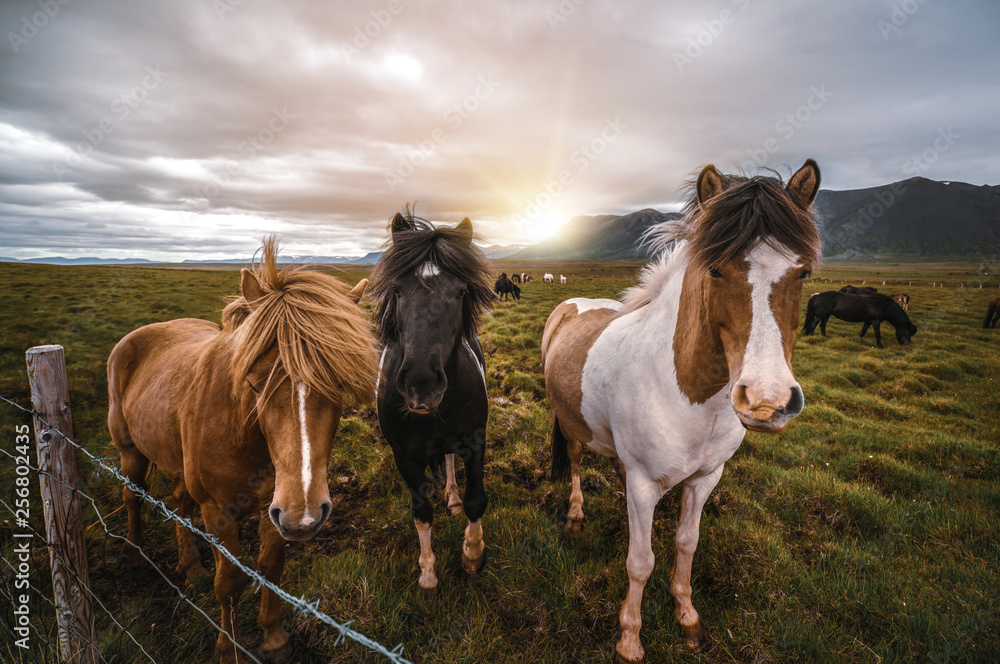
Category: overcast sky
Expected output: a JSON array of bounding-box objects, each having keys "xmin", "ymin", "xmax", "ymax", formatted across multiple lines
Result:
[{"xmin": 0, "ymin": 0, "xmax": 996, "ymax": 261}]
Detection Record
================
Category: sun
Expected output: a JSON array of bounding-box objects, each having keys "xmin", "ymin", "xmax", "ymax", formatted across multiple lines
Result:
[{"xmin": 518, "ymin": 212, "xmax": 566, "ymax": 244}]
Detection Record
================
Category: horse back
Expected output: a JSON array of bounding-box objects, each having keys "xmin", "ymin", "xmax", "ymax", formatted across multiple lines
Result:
[
  {"xmin": 108, "ymin": 319, "xmax": 222, "ymax": 474},
  {"xmin": 542, "ymin": 299, "xmax": 620, "ymax": 445}
]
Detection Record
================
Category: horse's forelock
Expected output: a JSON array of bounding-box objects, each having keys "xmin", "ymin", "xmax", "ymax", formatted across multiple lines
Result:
[
  {"xmin": 225, "ymin": 262, "xmax": 378, "ymax": 409},
  {"xmin": 655, "ymin": 172, "xmax": 821, "ymax": 270},
  {"xmin": 370, "ymin": 213, "xmax": 495, "ymax": 342}
]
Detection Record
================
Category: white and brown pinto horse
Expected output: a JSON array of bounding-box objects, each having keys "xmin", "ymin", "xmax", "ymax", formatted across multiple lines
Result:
[
  {"xmin": 541, "ymin": 160, "xmax": 822, "ymax": 662},
  {"xmin": 107, "ymin": 238, "xmax": 378, "ymax": 663}
]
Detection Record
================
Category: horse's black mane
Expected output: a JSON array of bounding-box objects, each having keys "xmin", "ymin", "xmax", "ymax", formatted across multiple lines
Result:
[
  {"xmin": 369, "ymin": 208, "xmax": 495, "ymax": 342},
  {"xmin": 668, "ymin": 171, "xmax": 822, "ymax": 268}
]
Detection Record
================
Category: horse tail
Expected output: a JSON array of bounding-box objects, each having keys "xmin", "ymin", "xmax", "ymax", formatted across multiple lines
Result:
[
  {"xmin": 803, "ymin": 295, "xmax": 817, "ymax": 334},
  {"xmin": 551, "ymin": 416, "xmax": 570, "ymax": 482},
  {"xmin": 985, "ymin": 300, "xmax": 997, "ymax": 329}
]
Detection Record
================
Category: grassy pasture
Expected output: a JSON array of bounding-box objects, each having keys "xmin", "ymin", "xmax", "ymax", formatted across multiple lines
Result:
[{"xmin": 1, "ymin": 258, "xmax": 998, "ymax": 664}]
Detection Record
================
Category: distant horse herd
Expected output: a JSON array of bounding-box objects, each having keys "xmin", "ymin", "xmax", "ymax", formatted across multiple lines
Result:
[{"xmin": 104, "ymin": 160, "xmax": 998, "ymax": 664}]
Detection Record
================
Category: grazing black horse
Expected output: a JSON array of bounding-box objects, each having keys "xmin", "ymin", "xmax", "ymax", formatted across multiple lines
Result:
[
  {"xmin": 369, "ymin": 209, "xmax": 495, "ymax": 598},
  {"xmin": 840, "ymin": 285, "xmax": 878, "ymax": 294},
  {"xmin": 494, "ymin": 273, "xmax": 520, "ymax": 301},
  {"xmin": 804, "ymin": 290, "xmax": 917, "ymax": 347}
]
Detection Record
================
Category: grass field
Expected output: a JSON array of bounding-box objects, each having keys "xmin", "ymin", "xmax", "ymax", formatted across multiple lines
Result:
[{"xmin": 1, "ymin": 258, "xmax": 999, "ymax": 664}]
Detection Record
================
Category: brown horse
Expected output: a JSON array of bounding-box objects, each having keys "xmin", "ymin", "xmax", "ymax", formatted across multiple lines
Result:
[
  {"xmin": 542, "ymin": 160, "xmax": 821, "ymax": 661},
  {"xmin": 107, "ymin": 238, "xmax": 378, "ymax": 663},
  {"xmin": 985, "ymin": 296, "xmax": 1000, "ymax": 328},
  {"xmin": 892, "ymin": 293, "xmax": 910, "ymax": 311}
]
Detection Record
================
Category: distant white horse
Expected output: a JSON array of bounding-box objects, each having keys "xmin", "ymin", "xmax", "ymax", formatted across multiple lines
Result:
[
  {"xmin": 541, "ymin": 160, "xmax": 821, "ymax": 660},
  {"xmin": 560, "ymin": 275, "xmax": 567, "ymax": 284},
  {"xmin": 543, "ymin": 273, "xmax": 554, "ymax": 283}
]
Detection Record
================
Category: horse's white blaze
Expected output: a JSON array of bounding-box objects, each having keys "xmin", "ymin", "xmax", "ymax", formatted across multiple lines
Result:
[
  {"xmin": 740, "ymin": 243, "xmax": 799, "ymax": 404},
  {"xmin": 566, "ymin": 297, "xmax": 622, "ymax": 314},
  {"xmin": 296, "ymin": 383, "xmax": 312, "ymax": 506},
  {"xmin": 376, "ymin": 346, "xmax": 387, "ymax": 394},
  {"xmin": 416, "ymin": 261, "xmax": 440, "ymax": 278}
]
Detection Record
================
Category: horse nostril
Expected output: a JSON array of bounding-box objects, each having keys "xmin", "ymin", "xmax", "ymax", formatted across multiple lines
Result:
[
  {"xmin": 319, "ymin": 500, "xmax": 332, "ymax": 526},
  {"xmin": 269, "ymin": 505, "xmax": 282, "ymax": 530},
  {"xmin": 785, "ymin": 385, "xmax": 804, "ymax": 417}
]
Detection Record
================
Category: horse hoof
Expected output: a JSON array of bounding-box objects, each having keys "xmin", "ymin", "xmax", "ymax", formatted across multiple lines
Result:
[
  {"xmin": 447, "ymin": 502, "xmax": 464, "ymax": 517},
  {"xmin": 614, "ymin": 641, "xmax": 644, "ymax": 664},
  {"xmin": 564, "ymin": 517, "xmax": 583, "ymax": 534},
  {"xmin": 682, "ymin": 623, "xmax": 709, "ymax": 653},
  {"xmin": 180, "ymin": 564, "xmax": 209, "ymax": 585},
  {"xmin": 461, "ymin": 551, "xmax": 486, "ymax": 575},
  {"xmin": 262, "ymin": 640, "xmax": 292, "ymax": 663},
  {"xmin": 123, "ymin": 549, "xmax": 144, "ymax": 569},
  {"xmin": 420, "ymin": 584, "xmax": 438, "ymax": 601}
]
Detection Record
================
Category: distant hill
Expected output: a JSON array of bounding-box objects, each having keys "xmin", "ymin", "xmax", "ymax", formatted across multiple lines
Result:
[
  {"xmin": 512, "ymin": 209, "xmax": 680, "ymax": 260},
  {"xmin": 816, "ymin": 177, "xmax": 1000, "ymax": 257}
]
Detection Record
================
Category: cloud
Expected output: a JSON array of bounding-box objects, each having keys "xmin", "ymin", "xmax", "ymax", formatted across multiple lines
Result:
[{"xmin": 0, "ymin": 0, "xmax": 997, "ymax": 260}]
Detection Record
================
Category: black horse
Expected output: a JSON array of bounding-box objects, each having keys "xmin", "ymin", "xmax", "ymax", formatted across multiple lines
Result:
[
  {"xmin": 840, "ymin": 285, "xmax": 878, "ymax": 294},
  {"xmin": 804, "ymin": 290, "xmax": 917, "ymax": 347},
  {"xmin": 368, "ymin": 208, "xmax": 495, "ymax": 598},
  {"xmin": 494, "ymin": 273, "xmax": 520, "ymax": 301}
]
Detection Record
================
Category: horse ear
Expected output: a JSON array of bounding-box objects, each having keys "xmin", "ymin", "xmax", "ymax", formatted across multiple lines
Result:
[
  {"xmin": 390, "ymin": 212, "xmax": 411, "ymax": 237},
  {"xmin": 240, "ymin": 268, "xmax": 264, "ymax": 302},
  {"xmin": 455, "ymin": 217, "xmax": 474, "ymax": 246},
  {"xmin": 787, "ymin": 158, "xmax": 821, "ymax": 208},
  {"xmin": 347, "ymin": 278, "xmax": 368, "ymax": 304},
  {"xmin": 697, "ymin": 164, "xmax": 725, "ymax": 205}
]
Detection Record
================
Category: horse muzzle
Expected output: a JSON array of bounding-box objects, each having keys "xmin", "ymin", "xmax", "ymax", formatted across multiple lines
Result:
[
  {"xmin": 731, "ymin": 384, "xmax": 804, "ymax": 434},
  {"xmin": 268, "ymin": 500, "xmax": 332, "ymax": 541}
]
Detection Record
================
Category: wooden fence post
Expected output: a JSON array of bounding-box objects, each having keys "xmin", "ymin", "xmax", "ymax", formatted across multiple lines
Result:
[{"xmin": 26, "ymin": 345, "xmax": 98, "ymax": 664}]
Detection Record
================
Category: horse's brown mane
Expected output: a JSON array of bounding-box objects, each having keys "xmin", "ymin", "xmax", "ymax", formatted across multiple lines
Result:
[
  {"xmin": 620, "ymin": 168, "xmax": 821, "ymax": 315},
  {"xmin": 660, "ymin": 170, "xmax": 822, "ymax": 268},
  {"xmin": 368, "ymin": 206, "xmax": 495, "ymax": 343},
  {"xmin": 222, "ymin": 237, "xmax": 378, "ymax": 407}
]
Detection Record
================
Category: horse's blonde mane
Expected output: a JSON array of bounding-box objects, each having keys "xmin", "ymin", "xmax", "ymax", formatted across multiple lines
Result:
[{"xmin": 222, "ymin": 237, "xmax": 378, "ymax": 407}]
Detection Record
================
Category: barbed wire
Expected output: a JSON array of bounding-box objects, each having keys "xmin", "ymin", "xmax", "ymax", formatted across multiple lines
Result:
[{"xmin": 1, "ymin": 394, "xmax": 414, "ymax": 664}]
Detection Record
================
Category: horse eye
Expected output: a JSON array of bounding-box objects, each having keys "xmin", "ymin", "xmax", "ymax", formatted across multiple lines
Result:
[
  {"xmin": 709, "ymin": 269, "xmax": 723, "ymax": 279},
  {"xmin": 391, "ymin": 286, "xmax": 401, "ymax": 297},
  {"xmin": 456, "ymin": 288, "xmax": 466, "ymax": 299},
  {"xmin": 799, "ymin": 270, "xmax": 811, "ymax": 280}
]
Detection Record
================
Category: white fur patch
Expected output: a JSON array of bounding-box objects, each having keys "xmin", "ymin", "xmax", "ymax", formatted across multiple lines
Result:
[
  {"xmin": 741, "ymin": 243, "xmax": 799, "ymax": 399},
  {"xmin": 297, "ymin": 383, "xmax": 312, "ymax": 505},
  {"xmin": 416, "ymin": 261, "xmax": 441, "ymax": 278},
  {"xmin": 566, "ymin": 297, "xmax": 622, "ymax": 314},
  {"xmin": 462, "ymin": 339, "xmax": 486, "ymax": 389}
]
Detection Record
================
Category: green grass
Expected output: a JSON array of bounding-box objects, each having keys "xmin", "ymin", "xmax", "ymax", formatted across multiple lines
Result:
[{"xmin": 1, "ymin": 260, "xmax": 998, "ymax": 663}]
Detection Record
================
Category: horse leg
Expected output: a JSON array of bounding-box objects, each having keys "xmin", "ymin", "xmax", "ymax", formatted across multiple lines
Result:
[
  {"xmin": 113, "ymin": 423, "xmax": 148, "ymax": 567},
  {"xmin": 615, "ymin": 471, "xmax": 662, "ymax": 664},
  {"xmin": 819, "ymin": 316, "xmax": 828, "ymax": 336},
  {"xmin": 565, "ymin": 437, "xmax": 586, "ymax": 533},
  {"xmin": 873, "ymin": 321, "xmax": 883, "ymax": 348},
  {"xmin": 170, "ymin": 476, "xmax": 207, "ymax": 582},
  {"xmin": 397, "ymin": 459, "xmax": 438, "ymax": 598},
  {"xmin": 859, "ymin": 321, "xmax": 870, "ymax": 338},
  {"xmin": 670, "ymin": 468, "xmax": 722, "ymax": 653},
  {"xmin": 611, "ymin": 457, "xmax": 628, "ymax": 489},
  {"xmin": 257, "ymin": 513, "xmax": 291, "ymax": 662},
  {"xmin": 202, "ymin": 502, "xmax": 247, "ymax": 664},
  {"xmin": 443, "ymin": 454, "xmax": 463, "ymax": 516},
  {"xmin": 460, "ymin": 430, "xmax": 487, "ymax": 574}
]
